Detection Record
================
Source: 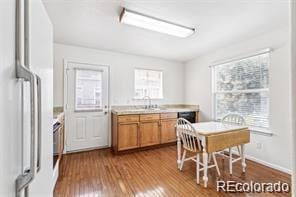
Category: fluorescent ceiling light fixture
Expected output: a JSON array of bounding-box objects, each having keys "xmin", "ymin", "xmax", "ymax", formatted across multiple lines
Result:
[{"xmin": 119, "ymin": 8, "xmax": 195, "ymax": 38}]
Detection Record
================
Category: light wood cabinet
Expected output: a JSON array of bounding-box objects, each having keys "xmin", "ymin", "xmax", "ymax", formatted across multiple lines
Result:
[
  {"xmin": 118, "ymin": 122, "xmax": 139, "ymax": 151},
  {"xmin": 160, "ymin": 119, "xmax": 177, "ymax": 143},
  {"xmin": 140, "ymin": 114, "xmax": 160, "ymax": 121},
  {"xmin": 139, "ymin": 121, "xmax": 160, "ymax": 147},
  {"xmin": 112, "ymin": 111, "xmax": 199, "ymax": 153},
  {"xmin": 160, "ymin": 113, "xmax": 177, "ymax": 119},
  {"xmin": 118, "ymin": 115, "xmax": 139, "ymax": 123}
]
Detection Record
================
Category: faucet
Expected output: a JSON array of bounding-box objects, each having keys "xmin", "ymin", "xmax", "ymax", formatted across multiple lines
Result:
[{"xmin": 142, "ymin": 96, "xmax": 152, "ymax": 109}]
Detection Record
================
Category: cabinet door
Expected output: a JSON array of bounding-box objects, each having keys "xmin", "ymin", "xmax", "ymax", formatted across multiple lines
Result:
[
  {"xmin": 118, "ymin": 123, "xmax": 139, "ymax": 151},
  {"xmin": 140, "ymin": 121, "xmax": 160, "ymax": 147},
  {"xmin": 161, "ymin": 119, "xmax": 177, "ymax": 143}
]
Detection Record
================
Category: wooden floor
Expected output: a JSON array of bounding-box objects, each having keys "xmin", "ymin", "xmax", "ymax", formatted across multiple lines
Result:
[{"xmin": 54, "ymin": 146, "xmax": 291, "ymax": 197}]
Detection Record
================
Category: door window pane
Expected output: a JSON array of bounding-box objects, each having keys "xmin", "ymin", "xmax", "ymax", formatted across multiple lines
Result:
[{"xmin": 75, "ymin": 69, "xmax": 102, "ymax": 111}]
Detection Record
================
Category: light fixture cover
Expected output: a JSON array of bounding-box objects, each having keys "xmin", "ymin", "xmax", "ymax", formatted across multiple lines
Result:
[{"xmin": 119, "ymin": 8, "xmax": 195, "ymax": 38}]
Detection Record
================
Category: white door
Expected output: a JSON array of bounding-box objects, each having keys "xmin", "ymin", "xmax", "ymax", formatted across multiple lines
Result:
[{"xmin": 65, "ymin": 62, "xmax": 109, "ymax": 152}]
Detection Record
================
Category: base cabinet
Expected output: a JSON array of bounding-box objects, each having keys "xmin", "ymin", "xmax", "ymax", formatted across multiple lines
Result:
[
  {"xmin": 140, "ymin": 121, "xmax": 160, "ymax": 147},
  {"xmin": 118, "ymin": 123, "xmax": 139, "ymax": 151},
  {"xmin": 160, "ymin": 119, "xmax": 177, "ymax": 144},
  {"xmin": 112, "ymin": 111, "xmax": 199, "ymax": 153}
]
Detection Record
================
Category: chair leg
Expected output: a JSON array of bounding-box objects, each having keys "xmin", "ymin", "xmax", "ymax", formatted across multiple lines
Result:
[
  {"xmin": 212, "ymin": 153, "xmax": 220, "ymax": 176},
  {"xmin": 229, "ymin": 147, "xmax": 233, "ymax": 175},
  {"xmin": 196, "ymin": 153, "xmax": 200, "ymax": 184},
  {"xmin": 180, "ymin": 150, "xmax": 187, "ymax": 171}
]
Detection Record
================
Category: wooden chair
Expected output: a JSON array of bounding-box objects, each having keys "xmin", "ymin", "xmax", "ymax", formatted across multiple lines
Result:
[
  {"xmin": 221, "ymin": 114, "xmax": 246, "ymax": 175},
  {"xmin": 176, "ymin": 118, "xmax": 220, "ymax": 184}
]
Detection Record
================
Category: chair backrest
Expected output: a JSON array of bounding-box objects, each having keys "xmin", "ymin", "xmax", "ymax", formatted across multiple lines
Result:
[
  {"xmin": 176, "ymin": 118, "xmax": 201, "ymax": 152},
  {"xmin": 222, "ymin": 114, "xmax": 246, "ymax": 125}
]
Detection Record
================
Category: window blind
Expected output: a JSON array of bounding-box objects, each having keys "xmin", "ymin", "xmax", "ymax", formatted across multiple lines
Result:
[
  {"xmin": 213, "ymin": 52, "xmax": 270, "ymax": 130},
  {"xmin": 134, "ymin": 69, "xmax": 163, "ymax": 99},
  {"xmin": 75, "ymin": 69, "xmax": 102, "ymax": 111}
]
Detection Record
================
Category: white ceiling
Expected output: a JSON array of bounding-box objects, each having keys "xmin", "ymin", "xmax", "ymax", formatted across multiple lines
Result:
[{"xmin": 43, "ymin": 0, "xmax": 289, "ymax": 62}]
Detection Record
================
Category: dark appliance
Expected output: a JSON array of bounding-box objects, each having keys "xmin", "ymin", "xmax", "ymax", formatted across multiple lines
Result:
[{"xmin": 178, "ymin": 112, "xmax": 196, "ymax": 123}]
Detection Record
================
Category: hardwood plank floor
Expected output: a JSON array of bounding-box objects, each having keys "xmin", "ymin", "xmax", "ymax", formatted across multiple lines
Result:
[{"xmin": 54, "ymin": 146, "xmax": 291, "ymax": 197}]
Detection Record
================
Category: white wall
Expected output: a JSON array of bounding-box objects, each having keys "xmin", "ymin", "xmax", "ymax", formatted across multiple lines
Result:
[
  {"xmin": 185, "ymin": 28, "xmax": 292, "ymax": 172},
  {"xmin": 53, "ymin": 43, "xmax": 185, "ymax": 107}
]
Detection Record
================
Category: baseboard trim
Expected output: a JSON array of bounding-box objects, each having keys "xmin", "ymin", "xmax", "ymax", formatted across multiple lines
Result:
[
  {"xmin": 65, "ymin": 145, "xmax": 110, "ymax": 154},
  {"xmin": 224, "ymin": 150, "xmax": 291, "ymax": 175},
  {"xmin": 245, "ymin": 154, "xmax": 292, "ymax": 175}
]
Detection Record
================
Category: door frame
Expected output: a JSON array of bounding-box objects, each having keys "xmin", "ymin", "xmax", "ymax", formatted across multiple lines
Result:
[
  {"xmin": 291, "ymin": 1, "xmax": 296, "ymax": 194},
  {"xmin": 63, "ymin": 59, "xmax": 111, "ymax": 153}
]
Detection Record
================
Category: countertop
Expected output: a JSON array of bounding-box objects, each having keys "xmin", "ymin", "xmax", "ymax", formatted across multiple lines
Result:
[
  {"xmin": 53, "ymin": 106, "xmax": 64, "ymax": 120},
  {"xmin": 111, "ymin": 104, "xmax": 199, "ymax": 115}
]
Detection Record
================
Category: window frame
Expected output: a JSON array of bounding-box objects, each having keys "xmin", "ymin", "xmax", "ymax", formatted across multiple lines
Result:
[
  {"xmin": 211, "ymin": 49, "xmax": 272, "ymax": 134},
  {"xmin": 133, "ymin": 68, "xmax": 164, "ymax": 100}
]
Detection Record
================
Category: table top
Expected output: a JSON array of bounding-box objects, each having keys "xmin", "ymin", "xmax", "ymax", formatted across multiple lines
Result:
[{"xmin": 191, "ymin": 121, "xmax": 248, "ymax": 136}]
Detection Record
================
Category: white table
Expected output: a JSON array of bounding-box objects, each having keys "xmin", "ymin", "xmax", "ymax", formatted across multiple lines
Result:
[{"xmin": 176, "ymin": 121, "xmax": 250, "ymax": 187}]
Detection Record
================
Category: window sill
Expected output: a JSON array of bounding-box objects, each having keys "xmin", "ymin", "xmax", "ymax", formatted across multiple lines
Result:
[
  {"xmin": 133, "ymin": 97, "xmax": 164, "ymax": 100},
  {"xmin": 249, "ymin": 127, "xmax": 273, "ymax": 136}
]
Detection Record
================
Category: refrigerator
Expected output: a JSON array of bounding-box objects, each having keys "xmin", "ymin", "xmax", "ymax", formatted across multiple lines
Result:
[{"xmin": 0, "ymin": 0, "xmax": 54, "ymax": 196}]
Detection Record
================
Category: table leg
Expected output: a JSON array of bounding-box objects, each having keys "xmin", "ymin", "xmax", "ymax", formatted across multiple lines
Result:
[
  {"xmin": 202, "ymin": 147, "xmax": 208, "ymax": 188},
  {"xmin": 177, "ymin": 134, "xmax": 181, "ymax": 169},
  {"xmin": 241, "ymin": 144, "xmax": 246, "ymax": 173},
  {"xmin": 229, "ymin": 147, "xmax": 232, "ymax": 175}
]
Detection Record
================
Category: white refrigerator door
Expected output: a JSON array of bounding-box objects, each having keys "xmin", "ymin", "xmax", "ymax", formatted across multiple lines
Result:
[
  {"xmin": 0, "ymin": 0, "xmax": 54, "ymax": 196},
  {"xmin": 0, "ymin": 0, "xmax": 23, "ymax": 196},
  {"xmin": 26, "ymin": 0, "xmax": 54, "ymax": 196}
]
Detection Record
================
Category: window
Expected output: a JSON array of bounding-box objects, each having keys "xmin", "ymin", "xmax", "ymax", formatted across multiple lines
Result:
[
  {"xmin": 134, "ymin": 69, "xmax": 163, "ymax": 99},
  {"xmin": 213, "ymin": 52, "xmax": 270, "ymax": 131},
  {"xmin": 75, "ymin": 69, "xmax": 102, "ymax": 111}
]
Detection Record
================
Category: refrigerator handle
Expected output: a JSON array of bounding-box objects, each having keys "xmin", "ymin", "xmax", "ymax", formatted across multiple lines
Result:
[
  {"xmin": 36, "ymin": 75, "xmax": 42, "ymax": 172},
  {"xmin": 15, "ymin": 65, "xmax": 37, "ymax": 197}
]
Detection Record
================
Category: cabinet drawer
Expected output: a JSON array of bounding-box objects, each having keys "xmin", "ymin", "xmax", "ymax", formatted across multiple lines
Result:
[
  {"xmin": 118, "ymin": 115, "xmax": 139, "ymax": 123},
  {"xmin": 140, "ymin": 114, "xmax": 160, "ymax": 121},
  {"xmin": 161, "ymin": 113, "xmax": 177, "ymax": 119}
]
